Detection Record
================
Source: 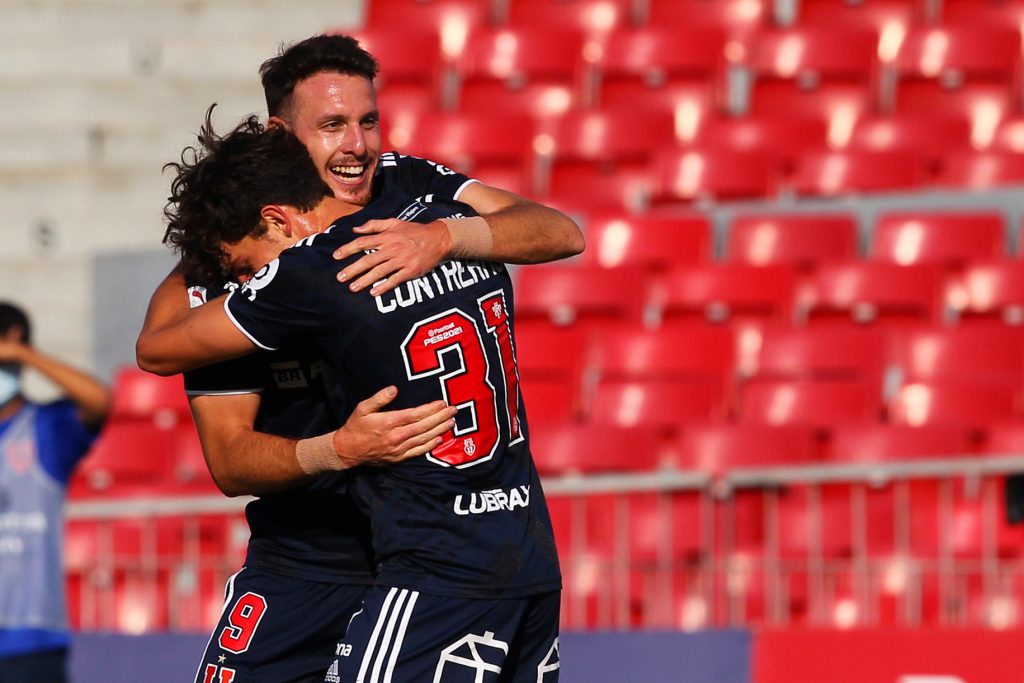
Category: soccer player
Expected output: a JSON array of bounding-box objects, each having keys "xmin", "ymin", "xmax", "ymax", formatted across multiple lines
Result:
[
  {"xmin": 140, "ymin": 34, "xmax": 581, "ymax": 683},
  {"xmin": 137, "ymin": 117, "xmax": 573, "ymax": 681}
]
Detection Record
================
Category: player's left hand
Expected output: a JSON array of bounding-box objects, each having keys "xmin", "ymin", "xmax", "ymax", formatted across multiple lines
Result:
[{"xmin": 333, "ymin": 219, "xmax": 451, "ymax": 297}]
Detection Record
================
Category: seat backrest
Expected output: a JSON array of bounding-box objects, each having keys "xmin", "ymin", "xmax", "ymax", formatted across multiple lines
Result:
[{"xmin": 727, "ymin": 213, "xmax": 859, "ymax": 267}]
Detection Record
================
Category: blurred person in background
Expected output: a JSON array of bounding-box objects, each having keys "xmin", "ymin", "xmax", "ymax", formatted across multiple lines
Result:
[{"xmin": 0, "ymin": 301, "xmax": 112, "ymax": 683}]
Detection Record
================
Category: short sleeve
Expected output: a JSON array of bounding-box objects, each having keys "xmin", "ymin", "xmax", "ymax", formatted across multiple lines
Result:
[
  {"xmin": 35, "ymin": 400, "xmax": 98, "ymax": 483},
  {"xmin": 389, "ymin": 154, "xmax": 478, "ymax": 203},
  {"xmin": 184, "ymin": 355, "xmax": 264, "ymax": 396},
  {"xmin": 224, "ymin": 246, "xmax": 333, "ymax": 352}
]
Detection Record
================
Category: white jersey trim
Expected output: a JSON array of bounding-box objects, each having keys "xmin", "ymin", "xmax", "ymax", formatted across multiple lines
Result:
[
  {"xmin": 184, "ymin": 388, "xmax": 263, "ymax": 397},
  {"xmin": 452, "ymin": 178, "xmax": 480, "ymax": 201},
  {"xmin": 223, "ymin": 291, "xmax": 278, "ymax": 351}
]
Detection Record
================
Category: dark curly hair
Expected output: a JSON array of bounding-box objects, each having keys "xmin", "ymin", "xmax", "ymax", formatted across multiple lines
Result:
[
  {"xmin": 260, "ymin": 34, "xmax": 379, "ymax": 120},
  {"xmin": 163, "ymin": 105, "xmax": 333, "ymax": 284}
]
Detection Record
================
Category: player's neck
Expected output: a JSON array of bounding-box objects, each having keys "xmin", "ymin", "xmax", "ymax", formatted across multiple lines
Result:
[{"xmin": 317, "ymin": 196, "xmax": 365, "ymax": 225}]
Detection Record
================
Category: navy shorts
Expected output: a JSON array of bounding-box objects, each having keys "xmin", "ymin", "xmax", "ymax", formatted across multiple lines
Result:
[
  {"xmin": 325, "ymin": 588, "xmax": 560, "ymax": 683},
  {"xmin": 0, "ymin": 648, "xmax": 67, "ymax": 683},
  {"xmin": 193, "ymin": 566, "xmax": 368, "ymax": 683}
]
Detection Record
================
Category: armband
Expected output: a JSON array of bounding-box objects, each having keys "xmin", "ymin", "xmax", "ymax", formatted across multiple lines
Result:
[
  {"xmin": 442, "ymin": 216, "xmax": 493, "ymax": 259},
  {"xmin": 295, "ymin": 433, "xmax": 343, "ymax": 474}
]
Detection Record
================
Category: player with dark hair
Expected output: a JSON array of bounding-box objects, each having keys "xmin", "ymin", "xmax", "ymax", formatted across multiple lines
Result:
[
  {"xmin": 139, "ymin": 108, "xmax": 572, "ymax": 680},
  {"xmin": 141, "ymin": 33, "xmax": 580, "ymax": 683},
  {"xmin": 0, "ymin": 302, "xmax": 112, "ymax": 683}
]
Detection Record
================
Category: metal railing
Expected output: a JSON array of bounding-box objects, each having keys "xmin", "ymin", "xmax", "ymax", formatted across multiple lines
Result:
[{"xmin": 64, "ymin": 456, "xmax": 1024, "ymax": 632}]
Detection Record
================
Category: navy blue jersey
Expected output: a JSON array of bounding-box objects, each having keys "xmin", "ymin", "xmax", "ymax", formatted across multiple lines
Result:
[
  {"xmin": 183, "ymin": 282, "xmax": 374, "ymax": 585},
  {"xmin": 224, "ymin": 154, "xmax": 561, "ymax": 599}
]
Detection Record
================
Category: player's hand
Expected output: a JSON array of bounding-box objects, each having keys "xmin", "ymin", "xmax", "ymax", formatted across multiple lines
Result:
[
  {"xmin": 333, "ymin": 219, "xmax": 452, "ymax": 297},
  {"xmin": 332, "ymin": 386, "xmax": 458, "ymax": 468}
]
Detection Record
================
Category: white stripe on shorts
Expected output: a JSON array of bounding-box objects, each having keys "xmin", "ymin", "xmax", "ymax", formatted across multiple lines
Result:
[{"xmin": 356, "ymin": 587, "xmax": 420, "ymax": 683}]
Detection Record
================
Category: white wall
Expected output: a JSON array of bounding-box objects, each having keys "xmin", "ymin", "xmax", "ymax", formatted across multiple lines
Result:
[{"xmin": 0, "ymin": 0, "xmax": 365, "ymax": 380}]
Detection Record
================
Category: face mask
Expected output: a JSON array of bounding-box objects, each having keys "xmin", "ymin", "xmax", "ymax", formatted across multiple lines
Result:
[{"xmin": 0, "ymin": 367, "xmax": 21, "ymax": 406}]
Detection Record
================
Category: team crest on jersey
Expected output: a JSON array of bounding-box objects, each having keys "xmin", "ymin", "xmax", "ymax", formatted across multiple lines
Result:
[
  {"xmin": 5, "ymin": 437, "xmax": 36, "ymax": 474},
  {"xmin": 463, "ymin": 437, "xmax": 477, "ymax": 457},
  {"xmin": 187, "ymin": 286, "xmax": 208, "ymax": 308},
  {"xmin": 239, "ymin": 259, "xmax": 280, "ymax": 301}
]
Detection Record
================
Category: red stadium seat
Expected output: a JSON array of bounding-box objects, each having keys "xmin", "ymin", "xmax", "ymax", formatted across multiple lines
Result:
[
  {"xmin": 942, "ymin": 0, "xmax": 1024, "ymax": 29},
  {"xmin": 515, "ymin": 323, "xmax": 590, "ymax": 381},
  {"xmin": 111, "ymin": 367, "xmax": 190, "ymax": 427},
  {"xmin": 589, "ymin": 327, "xmax": 735, "ymax": 383},
  {"xmin": 889, "ymin": 382, "xmax": 1018, "ymax": 429},
  {"xmin": 992, "ymin": 115, "xmax": 1024, "ymax": 152},
  {"xmin": 798, "ymin": 262, "xmax": 945, "ymax": 326},
  {"xmin": 503, "ymin": 0, "xmax": 631, "ymax": 38},
  {"xmin": 586, "ymin": 326, "xmax": 736, "ymax": 427},
  {"xmin": 530, "ymin": 423, "xmax": 663, "ymax": 475},
  {"xmin": 791, "ymin": 150, "xmax": 926, "ymax": 196},
  {"xmin": 745, "ymin": 27, "xmax": 880, "ymax": 124},
  {"xmin": 654, "ymin": 264, "xmax": 798, "ymax": 327},
  {"xmin": 954, "ymin": 261, "xmax": 1024, "ymax": 326},
  {"xmin": 395, "ymin": 110, "xmax": 535, "ymax": 190},
  {"xmin": 590, "ymin": 380, "xmax": 728, "ymax": 429},
  {"xmin": 643, "ymin": 0, "xmax": 770, "ymax": 39},
  {"xmin": 650, "ymin": 149, "xmax": 778, "ymax": 203},
  {"xmin": 797, "ymin": 0, "xmax": 922, "ymax": 33},
  {"xmin": 676, "ymin": 423, "xmax": 819, "ymax": 473},
  {"xmin": 348, "ymin": 29, "xmax": 445, "ymax": 116},
  {"xmin": 456, "ymin": 28, "xmax": 587, "ymax": 120},
  {"xmin": 695, "ymin": 116, "xmax": 830, "ymax": 168},
  {"xmin": 870, "ymin": 211, "xmax": 1007, "ymax": 267},
  {"xmin": 513, "ymin": 265, "xmax": 650, "ymax": 329},
  {"xmin": 891, "ymin": 27, "xmax": 1020, "ymax": 116},
  {"xmin": 581, "ymin": 213, "xmax": 712, "ymax": 270},
  {"xmin": 365, "ymin": 0, "xmax": 493, "ymax": 59},
  {"xmin": 935, "ymin": 151, "xmax": 1024, "ymax": 190},
  {"xmin": 595, "ymin": 27, "xmax": 726, "ymax": 117},
  {"xmin": 74, "ymin": 422, "xmax": 176, "ymax": 494},
  {"xmin": 521, "ymin": 376, "xmax": 580, "ymax": 426},
  {"xmin": 515, "ymin": 323, "xmax": 590, "ymax": 424},
  {"xmin": 542, "ymin": 107, "xmax": 676, "ymax": 206},
  {"xmin": 848, "ymin": 116, "xmax": 973, "ymax": 165},
  {"xmin": 738, "ymin": 380, "xmax": 882, "ymax": 428},
  {"xmin": 753, "ymin": 325, "xmax": 887, "ymax": 386},
  {"xmin": 828, "ymin": 424, "xmax": 974, "ymax": 463},
  {"xmin": 726, "ymin": 213, "xmax": 859, "ymax": 268},
  {"xmin": 889, "ymin": 326, "xmax": 1024, "ymax": 389},
  {"xmin": 981, "ymin": 421, "xmax": 1024, "ymax": 454}
]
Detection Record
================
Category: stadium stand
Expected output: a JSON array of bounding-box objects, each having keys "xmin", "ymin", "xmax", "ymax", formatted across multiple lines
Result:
[{"xmin": 25, "ymin": 0, "xmax": 1024, "ymax": 644}]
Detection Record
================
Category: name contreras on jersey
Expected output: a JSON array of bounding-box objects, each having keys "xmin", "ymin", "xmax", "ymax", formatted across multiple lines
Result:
[
  {"xmin": 374, "ymin": 259, "xmax": 503, "ymax": 315},
  {"xmin": 454, "ymin": 484, "xmax": 530, "ymax": 516}
]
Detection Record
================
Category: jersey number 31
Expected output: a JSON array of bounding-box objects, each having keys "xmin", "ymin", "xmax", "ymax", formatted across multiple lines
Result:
[{"xmin": 402, "ymin": 291, "xmax": 522, "ymax": 468}]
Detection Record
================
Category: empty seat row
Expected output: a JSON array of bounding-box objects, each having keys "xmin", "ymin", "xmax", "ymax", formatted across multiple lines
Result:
[{"xmin": 350, "ymin": 18, "xmax": 1024, "ymax": 122}]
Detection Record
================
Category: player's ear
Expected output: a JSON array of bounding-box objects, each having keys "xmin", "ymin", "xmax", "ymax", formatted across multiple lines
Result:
[
  {"xmin": 267, "ymin": 115, "xmax": 290, "ymax": 132},
  {"xmin": 260, "ymin": 205, "xmax": 294, "ymax": 238}
]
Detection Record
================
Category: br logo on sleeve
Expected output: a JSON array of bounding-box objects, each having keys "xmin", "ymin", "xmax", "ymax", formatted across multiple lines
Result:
[{"xmin": 240, "ymin": 259, "xmax": 280, "ymax": 302}]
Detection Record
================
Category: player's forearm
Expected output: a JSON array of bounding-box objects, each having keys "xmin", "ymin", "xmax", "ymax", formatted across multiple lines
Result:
[
  {"xmin": 206, "ymin": 428, "xmax": 314, "ymax": 497},
  {"xmin": 17, "ymin": 346, "xmax": 112, "ymax": 427},
  {"xmin": 454, "ymin": 184, "xmax": 584, "ymax": 264},
  {"xmin": 137, "ymin": 297, "xmax": 256, "ymax": 376},
  {"xmin": 471, "ymin": 201, "xmax": 585, "ymax": 264}
]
